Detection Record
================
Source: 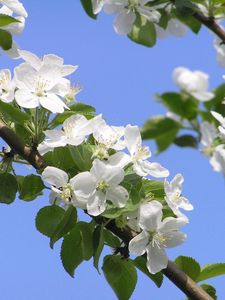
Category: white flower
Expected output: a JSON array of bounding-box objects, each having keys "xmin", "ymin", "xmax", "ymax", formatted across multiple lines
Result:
[
  {"xmin": 0, "ymin": 69, "xmax": 15, "ymax": 103},
  {"xmin": 213, "ymin": 36, "xmax": 225, "ymax": 68},
  {"xmin": 164, "ymin": 174, "xmax": 193, "ymax": 219},
  {"xmin": 14, "ymin": 62, "xmax": 69, "ymax": 113},
  {"xmin": 172, "ymin": 67, "xmax": 214, "ymax": 101},
  {"xmin": 104, "ymin": 0, "xmax": 160, "ymax": 35},
  {"xmin": 42, "ymin": 166, "xmax": 95, "ymax": 209},
  {"xmin": 18, "ymin": 50, "xmax": 78, "ymax": 77},
  {"xmin": 108, "ymin": 125, "xmax": 169, "ymax": 178},
  {"xmin": 129, "ymin": 201, "xmax": 187, "ymax": 274},
  {"xmin": 200, "ymin": 121, "xmax": 218, "ymax": 148},
  {"xmin": 211, "ymin": 111, "xmax": 225, "ymax": 138},
  {"xmin": 86, "ymin": 159, "xmax": 129, "ymax": 216},
  {"xmin": 38, "ymin": 114, "xmax": 103, "ymax": 154},
  {"xmin": 210, "ymin": 145, "xmax": 225, "ymax": 175},
  {"xmin": 92, "ymin": 0, "xmax": 104, "ymax": 14},
  {"xmin": 0, "ymin": 0, "xmax": 28, "ymax": 18},
  {"xmin": 156, "ymin": 19, "xmax": 187, "ymax": 39}
]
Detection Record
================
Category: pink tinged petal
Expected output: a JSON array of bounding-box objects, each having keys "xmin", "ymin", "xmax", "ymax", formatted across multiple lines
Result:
[
  {"xmin": 69, "ymin": 172, "xmax": 96, "ymax": 196},
  {"xmin": 146, "ymin": 244, "xmax": 168, "ymax": 274},
  {"xmin": 18, "ymin": 50, "xmax": 41, "ymax": 70},
  {"xmin": 128, "ymin": 231, "xmax": 149, "ymax": 256},
  {"xmin": 114, "ymin": 9, "xmax": 136, "ymax": 35},
  {"xmin": 39, "ymin": 94, "xmax": 67, "ymax": 113},
  {"xmin": 42, "ymin": 166, "xmax": 68, "ymax": 188},
  {"xmin": 139, "ymin": 201, "xmax": 163, "ymax": 231},
  {"xmin": 125, "ymin": 125, "xmax": 142, "ymax": 156},
  {"xmin": 87, "ymin": 191, "xmax": 106, "ymax": 216},
  {"xmin": 15, "ymin": 89, "xmax": 39, "ymax": 108},
  {"xmin": 106, "ymin": 186, "xmax": 129, "ymax": 207},
  {"xmin": 107, "ymin": 152, "xmax": 131, "ymax": 168}
]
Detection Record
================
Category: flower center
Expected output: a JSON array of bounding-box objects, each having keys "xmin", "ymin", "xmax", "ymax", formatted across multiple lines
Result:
[
  {"xmin": 0, "ymin": 73, "xmax": 9, "ymax": 93},
  {"xmin": 61, "ymin": 183, "xmax": 73, "ymax": 202},
  {"xmin": 65, "ymin": 84, "xmax": 82, "ymax": 103},
  {"xmin": 134, "ymin": 145, "xmax": 150, "ymax": 160},
  {"xmin": 35, "ymin": 78, "xmax": 49, "ymax": 97},
  {"xmin": 92, "ymin": 146, "xmax": 109, "ymax": 160},
  {"xmin": 96, "ymin": 180, "xmax": 109, "ymax": 193},
  {"xmin": 127, "ymin": 0, "xmax": 139, "ymax": 11},
  {"xmin": 149, "ymin": 231, "xmax": 168, "ymax": 248}
]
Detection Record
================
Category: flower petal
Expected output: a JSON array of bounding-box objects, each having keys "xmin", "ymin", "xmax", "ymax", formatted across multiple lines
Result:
[
  {"xmin": 146, "ymin": 244, "xmax": 168, "ymax": 274},
  {"xmin": 139, "ymin": 201, "xmax": 163, "ymax": 231},
  {"xmin": 113, "ymin": 9, "xmax": 136, "ymax": 35},
  {"xmin": 87, "ymin": 191, "xmax": 106, "ymax": 216},
  {"xmin": 106, "ymin": 186, "xmax": 129, "ymax": 207},
  {"xmin": 42, "ymin": 166, "xmax": 68, "ymax": 188},
  {"xmin": 129, "ymin": 231, "xmax": 149, "ymax": 256}
]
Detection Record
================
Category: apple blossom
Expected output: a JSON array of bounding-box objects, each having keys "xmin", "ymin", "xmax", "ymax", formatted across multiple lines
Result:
[
  {"xmin": 172, "ymin": 67, "xmax": 214, "ymax": 101},
  {"xmin": 200, "ymin": 121, "xmax": 218, "ymax": 156},
  {"xmin": 210, "ymin": 145, "xmax": 225, "ymax": 175},
  {"xmin": 86, "ymin": 159, "xmax": 129, "ymax": 216},
  {"xmin": 0, "ymin": 69, "xmax": 15, "ymax": 103},
  {"xmin": 38, "ymin": 114, "xmax": 103, "ymax": 154},
  {"xmin": 108, "ymin": 125, "xmax": 169, "ymax": 178},
  {"xmin": 0, "ymin": 0, "xmax": 27, "ymax": 18},
  {"xmin": 103, "ymin": 0, "xmax": 161, "ymax": 35},
  {"xmin": 211, "ymin": 111, "xmax": 225, "ymax": 138},
  {"xmin": 14, "ymin": 62, "xmax": 69, "ymax": 113},
  {"xmin": 129, "ymin": 201, "xmax": 187, "ymax": 274},
  {"xmin": 42, "ymin": 166, "xmax": 95, "ymax": 209},
  {"xmin": 164, "ymin": 174, "xmax": 193, "ymax": 219}
]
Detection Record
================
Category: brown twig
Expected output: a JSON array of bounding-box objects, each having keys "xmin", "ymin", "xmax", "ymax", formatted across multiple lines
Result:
[{"xmin": 0, "ymin": 120, "xmax": 213, "ymax": 300}]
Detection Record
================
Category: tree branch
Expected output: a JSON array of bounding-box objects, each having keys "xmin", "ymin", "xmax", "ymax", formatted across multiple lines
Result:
[
  {"xmin": 0, "ymin": 120, "xmax": 213, "ymax": 300},
  {"xmin": 0, "ymin": 121, "xmax": 46, "ymax": 170},
  {"xmin": 193, "ymin": 11, "xmax": 225, "ymax": 42}
]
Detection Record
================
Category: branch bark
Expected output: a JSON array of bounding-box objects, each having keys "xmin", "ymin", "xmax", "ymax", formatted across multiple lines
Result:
[{"xmin": 0, "ymin": 120, "xmax": 213, "ymax": 300}]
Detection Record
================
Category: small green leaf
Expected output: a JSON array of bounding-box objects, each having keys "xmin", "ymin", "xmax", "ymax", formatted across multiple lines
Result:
[
  {"xmin": 174, "ymin": 135, "xmax": 198, "ymax": 148},
  {"xmin": 35, "ymin": 205, "xmax": 65, "ymax": 237},
  {"xmin": 93, "ymin": 225, "xmax": 104, "ymax": 272},
  {"xmin": 0, "ymin": 101, "xmax": 30, "ymax": 123},
  {"xmin": 0, "ymin": 173, "xmax": 17, "ymax": 204},
  {"xmin": 60, "ymin": 225, "xmax": 83, "ymax": 277},
  {"xmin": 77, "ymin": 222, "xmax": 94, "ymax": 260},
  {"xmin": 0, "ymin": 14, "xmax": 19, "ymax": 26},
  {"xmin": 175, "ymin": 256, "xmax": 201, "ymax": 281},
  {"xmin": 80, "ymin": 0, "xmax": 97, "ymax": 19},
  {"xmin": 103, "ymin": 229, "xmax": 121, "ymax": 248},
  {"xmin": 19, "ymin": 174, "xmax": 45, "ymax": 201},
  {"xmin": 0, "ymin": 29, "xmax": 12, "ymax": 50},
  {"xmin": 141, "ymin": 179, "xmax": 165, "ymax": 201},
  {"xmin": 69, "ymin": 143, "xmax": 95, "ymax": 171},
  {"xmin": 197, "ymin": 263, "xmax": 225, "ymax": 282},
  {"xmin": 200, "ymin": 284, "xmax": 217, "ymax": 299},
  {"xmin": 141, "ymin": 116, "xmax": 181, "ymax": 152},
  {"xmin": 128, "ymin": 15, "xmax": 156, "ymax": 47},
  {"xmin": 50, "ymin": 206, "xmax": 77, "ymax": 248},
  {"xmin": 133, "ymin": 256, "xmax": 163, "ymax": 287},
  {"xmin": 102, "ymin": 255, "xmax": 137, "ymax": 300},
  {"xmin": 204, "ymin": 83, "xmax": 225, "ymax": 116},
  {"xmin": 175, "ymin": 0, "xmax": 197, "ymax": 16}
]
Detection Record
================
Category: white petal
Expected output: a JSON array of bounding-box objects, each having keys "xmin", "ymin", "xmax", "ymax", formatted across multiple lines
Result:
[
  {"xmin": 191, "ymin": 91, "xmax": 214, "ymax": 102},
  {"xmin": 15, "ymin": 89, "xmax": 39, "ymax": 108},
  {"xmin": 87, "ymin": 191, "xmax": 106, "ymax": 216},
  {"xmin": 129, "ymin": 231, "xmax": 149, "ymax": 256},
  {"xmin": 107, "ymin": 152, "xmax": 131, "ymax": 168},
  {"xmin": 61, "ymin": 65, "xmax": 78, "ymax": 76},
  {"xmin": 39, "ymin": 93, "xmax": 67, "ymax": 113},
  {"xmin": 2, "ymin": 0, "xmax": 28, "ymax": 17},
  {"xmin": 114, "ymin": 9, "xmax": 136, "ymax": 35},
  {"xmin": 125, "ymin": 125, "xmax": 142, "ymax": 156},
  {"xmin": 70, "ymin": 172, "xmax": 96, "ymax": 196},
  {"xmin": 42, "ymin": 166, "xmax": 68, "ymax": 188},
  {"xmin": 163, "ymin": 231, "xmax": 187, "ymax": 248},
  {"xmin": 106, "ymin": 186, "xmax": 129, "ymax": 207},
  {"xmin": 159, "ymin": 217, "xmax": 188, "ymax": 233},
  {"xmin": 211, "ymin": 111, "xmax": 225, "ymax": 127},
  {"xmin": 139, "ymin": 201, "xmax": 163, "ymax": 231},
  {"xmin": 146, "ymin": 244, "xmax": 168, "ymax": 274},
  {"xmin": 14, "ymin": 62, "xmax": 37, "ymax": 90},
  {"xmin": 135, "ymin": 160, "xmax": 169, "ymax": 178},
  {"xmin": 18, "ymin": 50, "xmax": 41, "ymax": 70}
]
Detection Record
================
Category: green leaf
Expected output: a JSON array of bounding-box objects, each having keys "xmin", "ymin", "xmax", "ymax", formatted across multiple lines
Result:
[
  {"xmin": 102, "ymin": 255, "xmax": 137, "ymax": 300},
  {"xmin": 141, "ymin": 116, "xmax": 181, "ymax": 152},
  {"xmin": 200, "ymin": 284, "xmax": 217, "ymax": 299},
  {"xmin": 0, "ymin": 14, "xmax": 19, "ymax": 26},
  {"xmin": 0, "ymin": 28, "xmax": 12, "ymax": 50},
  {"xmin": 133, "ymin": 256, "xmax": 163, "ymax": 287},
  {"xmin": 69, "ymin": 143, "xmax": 95, "ymax": 171},
  {"xmin": 0, "ymin": 101, "xmax": 30, "ymax": 123},
  {"xmin": 93, "ymin": 225, "xmax": 104, "ymax": 272},
  {"xmin": 141, "ymin": 179, "xmax": 165, "ymax": 201},
  {"xmin": 175, "ymin": 256, "xmax": 201, "ymax": 281},
  {"xmin": 60, "ymin": 225, "xmax": 83, "ymax": 277},
  {"xmin": 0, "ymin": 173, "xmax": 17, "ymax": 204},
  {"xmin": 175, "ymin": 14, "xmax": 201, "ymax": 33},
  {"xmin": 35, "ymin": 205, "xmax": 65, "ymax": 237},
  {"xmin": 103, "ymin": 229, "xmax": 121, "ymax": 248},
  {"xmin": 19, "ymin": 174, "xmax": 45, "ymax": 201},
  {"xmin": 204, "ymin": 83, "xmax": 225, "ymax": 116},
  {"xmin": 197, "ymin": 263, "xmax": 225, "ymax": 282},
  {"xmin": 128, "ymin": 15, "xmax": 156, "ymax": 47},
  {"xmin": 174, "ymin": 135, "xmax": 198, "ymax": 148},
  {"xmin": 157, "ymin": 92, "xmax": 198, "ymax": 120},
  {"xmin": 80, "ymin": 0, "xmax": 97, "ymax": 19},
  {"xmin": 50, "ymin": 206, "xmax": 77, "ymax": 248},
  {"xmin": 175, "ymin": 0, "xmax": 197, "ymax": 16},
  {"xmin": 77, "ymin": 222, "xmax": 94, "ymax": 260},
  {"xmin": 49, "ymin": 102, "xmax": 96, "ymax": 128}
]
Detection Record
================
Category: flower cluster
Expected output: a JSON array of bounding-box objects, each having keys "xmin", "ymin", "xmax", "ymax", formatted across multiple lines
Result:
[
  {"xmin": 0, "ymin": 50, "xmax": 79, "ymax": 112},
  {"xmin": 40, "ymin": 111, "xmax": 192, "ymax": 274},
  {"xmin": 0, "ymin": 0, "xmax": 28, "ymax": 58}
]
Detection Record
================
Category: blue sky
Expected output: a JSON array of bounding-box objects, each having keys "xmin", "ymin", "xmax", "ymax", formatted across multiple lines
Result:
[{"xmin": 0, "ymin": 1, "xmax": 225, "ymax": 299}]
